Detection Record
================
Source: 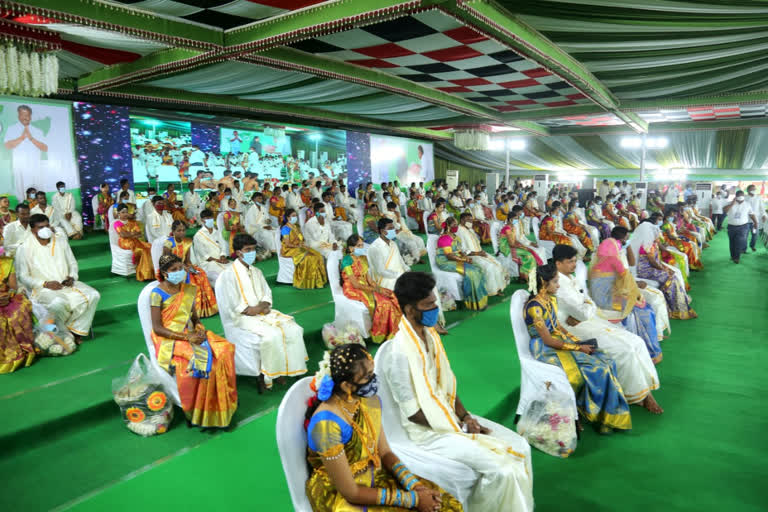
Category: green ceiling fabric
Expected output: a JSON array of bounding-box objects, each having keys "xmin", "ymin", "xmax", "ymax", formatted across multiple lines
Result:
[
  {"xmin": 573, "ymin": 136, "xmax": 638, "ymax": 169},
  {"xmin": 714, "ymin": 129, "xmax": 749, "ymax": 168}
]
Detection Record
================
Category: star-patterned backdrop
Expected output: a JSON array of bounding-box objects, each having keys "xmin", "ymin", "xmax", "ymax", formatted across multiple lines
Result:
[
  {"xmin": 346, "ymin": 131, "xmax": 371, "ymax": 198},
  {"xmin": 191, "ymin": 122, "xmax": 220, "ymax": 153}
]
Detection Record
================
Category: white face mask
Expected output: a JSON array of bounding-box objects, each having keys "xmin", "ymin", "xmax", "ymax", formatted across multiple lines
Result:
[
  {"xmin": 464, "ymin": 221, "xmax": 473, "ymax": 228},
  {"xmin": 736, "ymin": 196, "xmax": 745, "ymax": 203},
  {"xmin": 37, "ymin": 227, "xmax": 53, "ymax": 239}
]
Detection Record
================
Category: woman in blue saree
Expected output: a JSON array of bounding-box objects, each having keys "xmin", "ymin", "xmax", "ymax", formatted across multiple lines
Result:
[
  {"xmin": 524, "ymin": 263, "xmax": 632, "ymax": 434},
  {"xmin": 436, "ymin": 217, "xmax": 488, "ymax": 310},
  {"xmin": 589, "ymin": 233, "xmax": 662, "ymax": 363}
]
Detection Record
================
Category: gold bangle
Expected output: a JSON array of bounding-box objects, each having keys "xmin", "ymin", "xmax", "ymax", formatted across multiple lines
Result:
[{"xmin": 561, "ymin": 342, "xmax": 580, "ymax": 351}]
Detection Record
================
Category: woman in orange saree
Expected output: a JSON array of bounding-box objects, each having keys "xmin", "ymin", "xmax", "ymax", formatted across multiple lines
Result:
[
  {"xmin": 0, "ymin": 253, "xmax": 36, "ymax": 374},
  {"xmin": 539, "ymin": 202, "xmax": 573, "ymax": 246},
  {"xmin": 406, "ymin": 191, "xmax": 424, "ymax": 232},
  {"xmin": 151, "ymin": 254, "xmax": 237, "ymax": 428},
  {"xmin": 95, "ymin": 183, "xmax": 114, "ymax": 230},
  {"xmin": 563, "ymin": 201, "xmax": 595, "ymax": 253},
  {"xmin": 661, "ymin": 211, "xmax": 702, "ymax": 270},
  {"xmin": 163, "ymin": 185, "xmax": 188, "ymax": 223},
  {"xmin": 221, "ymin": 198, "xmax": 245, "ymax": 256},
  {"xmin": 163, "ymin": 221, "xmax": 218, "ymax": 317},
  {"xmin": 268, "ymin": 188, "xmax": 286, "ymax": 220},
  {"xmin": 280, "ymin": 209, "xmax": 328, "ymax": 289},
  {"xmin": 341, "ymin": 235, "xmax": 401, "ymax": 343},
  {"xmin": 114, "ymin": 204, "xmax": 154, "ymax": 281}
]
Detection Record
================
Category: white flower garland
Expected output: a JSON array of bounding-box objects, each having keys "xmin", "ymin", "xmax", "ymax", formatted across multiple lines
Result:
[{"xmin": 0, "ymin": 43, "xmax": 59, "ymax": 97}]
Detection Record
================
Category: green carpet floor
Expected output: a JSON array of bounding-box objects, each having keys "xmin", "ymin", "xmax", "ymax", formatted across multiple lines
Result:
[{"xmin": 1, "ymin": 230, "xmax": 765, "ymax": 511}]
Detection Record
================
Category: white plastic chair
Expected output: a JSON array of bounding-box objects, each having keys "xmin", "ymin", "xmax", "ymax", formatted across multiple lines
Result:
[
  {"xmin": 151, "ymin": 237, "xmax": 166, "ymax": 274},
  {"xmin": 422, "ymin": 211, "xmax": 430, "ymax": 234},
  {"xmin": 108, "ymin": 208, "xmax": 136, "ymax": 277},
  {"xmin": 426, "ymin": 235, "xmax": 464, "ymax": 301},
  {"xmin": 275, "ymin": 229, "xmax": 295, "ymax": 285},
  {"xmin": 375, "ymin": 342, "xmax": 476, "ymax": 508},
  {"xmin": 530, "ymin": 216, "xmax": 555, "ymax": 259},
  {"xmin": 575, "ymin": 260, "xmax": 589, "ymax": 295},
  {"xmin": 325, "ymin": 251, "xmax": 371, "ymax": 337},
  {"xmin": 298, "ymin": 207, "xmax": 308, "ymax": 230},
  {"xmin": 627, "ymin": 236, "xmax": 660, "ymax": 288},
  {"xmin": 214, "ymin": 274, "xmax": 261, "ymax": 377},
  {"xmin": 275, "ymin": 376, "xmax": 315, "ymax": 512},
  {"xmin": 509, "ymin": 289, "xmax": 577, "ymax": 418},
  {"xmin": 490, "ymin": 221, "xmax": 502, "ymax": 255},
  {"xmin": 137, "ymin": 281, "xmax": 181, "ymax": 406},
  {"xmin": 356, "ymin": 205, "xmax": 364, "ymax": 236}
]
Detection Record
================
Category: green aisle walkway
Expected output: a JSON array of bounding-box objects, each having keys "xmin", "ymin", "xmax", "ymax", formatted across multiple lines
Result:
[{"xmin": 1, "ymin": 231, "xmax": 765, "ymax": 511}]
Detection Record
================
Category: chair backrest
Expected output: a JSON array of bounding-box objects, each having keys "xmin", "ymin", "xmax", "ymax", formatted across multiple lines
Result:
[
  {"xmin": 298, "ymin": 207, "xmax": 307, "ymax": 230},
  {"xmin": 216, "ymin": 212, "xmax": 225, "ymax": 231},
  {"xmin": 276, "ymin": 377, "xmax": 315, "ymax": 512},
  {"xmin": 137, "ymin": 281, "xmax": 161, "ymax": 363},
  {"xmin": 214, "ymin": 272, "xmax": 236, "ymax": 330},
  {"xmin": 108, "ymin": 209, "xmax": 120, "ymax": 245},
  {"xmin": 426, "ymin": 234, "xmax": 440, "ymax": 270},
  {"xmin": 274, "ymin": 228, "xmax": 285, "ymax": 256},
  {"xmin": 151, "ymin": 237, "xmax": 166, "ymax": 272},
  {"xmin": 531, "ymin": 216, "xmax": 541, "ymax": 242},
  {"xmin": 325, "ymin": 250, "xmax": 344, "ymax": 297},
  {"xmin": 373, "ymin": 341, "xmax": 411, "ymax": 444},
  {"xmin": 575, "ymin": 260, "xmax": 588, "ymax": 293},
  {"xmin": 422, "ymin": 211, "xmax": 430, "ymax": 232},
  {"xmin": 491, "ymin": 221, "xmax": 501, "ymax": 254},
  {"xmin": 356, "ymin": 206, "xmax": 364, "ymax": 235},
  {"xmin": 509, "ymin": 289, "xmax": 535, "ymax": 362}
]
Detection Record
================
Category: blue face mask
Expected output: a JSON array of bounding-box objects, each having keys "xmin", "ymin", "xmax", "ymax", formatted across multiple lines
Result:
[
  {"xmin": 204, "ymin": 218, "xmax": 214, "ymax": 229},
  {"xmin": 419, "ymin": 306, "xmax": 440, "ymax": 327},
  {"xmin": 241, "ymin": 250, "xmax": 256, "ymax": 265},
  {"xmin": 667, "ymin": 217, "xmax": 675, "ymax": 223},
  {"xmin": 58, "ymin": 187, "xmax": 65, "ymax": 193},
  {"xmin": 512, "ymin": 218, "xmax": 519, "ymax": 225},
  {"xmin": 353, "ymin": 247, "xmax": 367, "ymax": 257},
  {"xmin": 166, "ymin": 269, "xmax": 187, "ymax": 285},
  {"xmin": 385, "ymin": 229, "xmax": 397, "ymax": 240},
  {"xmin": 355, "ymin": 374, "xmax": 379, "ymax": 398},
  {"xmin": 655, "ymin": 221, "xmax": 662, "ymax": 227}
]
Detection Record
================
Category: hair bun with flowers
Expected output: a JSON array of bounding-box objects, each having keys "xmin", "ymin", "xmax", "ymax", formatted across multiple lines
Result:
[{"xmin": 309, "ymin": 351, "xmax": 334, "ymax": 401}]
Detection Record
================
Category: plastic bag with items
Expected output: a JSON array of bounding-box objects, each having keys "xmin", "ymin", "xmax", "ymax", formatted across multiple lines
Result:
[
  {"xmin": 31, "ymin": 301, "xmax": 77, "ymax": 356},
  {"xmin": 321, "ymin": 322, "xmax": 366, "ymax": 349},
  {"xmin": 516, "ymin": 386, "xmax": 577, "ymax": 458},
  {"xmin": 112, "ymin": 354, "xmax": 174, "ymax": 437}
]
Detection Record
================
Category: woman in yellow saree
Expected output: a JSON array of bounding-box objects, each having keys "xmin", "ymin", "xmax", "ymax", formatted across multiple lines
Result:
[
  {"xmin": 95, "ymin": 183, "xmax": 114, "ymax": 230},
  {"xmin": 114, "ymin": 204, "xmax": 154, "ymax": 281},
  {"xmin": 150, "ymin": 254, "xmax": 237, "ymax": 428},
  {"xmin": 163, "ymin": 221, "xmax": 218, "ymax": 317},
  {"xmin": 341, "ymin": 235, "xmax": 401, "ymax": 343},
  {"xmin": 306, "ymin": 344, "xmax": 462, "ymax": 512},
  {"xmin": 163, "ymin": 184, "xmax": 188, "ymax": 223},
  {"xmin": 280, "ymin": 208, "xmax": 327, "ymax": 289},
  {"xmin": 0, "ymin": 251, "xmax": 36, "ymax": 373},
  {"xmin": 221, "ymin": 197, "xmax": 245, "ymax": 256}
]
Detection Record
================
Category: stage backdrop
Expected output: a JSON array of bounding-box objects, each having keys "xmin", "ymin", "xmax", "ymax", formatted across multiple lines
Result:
[
  {"xmin": 130, "ymin": 115, "xmax": 191, "ymax": 186},
  {"xmin": 346, "ymin": 131, "xmax": 371, "ymax": 198},
  {"xmin": 370, "ymin": 134, "xmax": 434, "ymax": 187},
  {"xmin": 73, "ymin": 102, "xmax": 132, "ymax": 226},
  {"xmin": 0, "ymin": 96, "xmax": 80, "ymax": 208},
  {"xmin": 220, "ymin": 127, "xmax": 291, "ymax": 156},
  {"xmin": 191, "ymin": 122, "xmax": 219, "ymax": 153}
]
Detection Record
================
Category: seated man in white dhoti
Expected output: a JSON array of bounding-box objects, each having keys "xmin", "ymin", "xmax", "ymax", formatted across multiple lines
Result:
[
  {"xmin": 140, "ymin": 186, "xmax": 158, "ymax": 221},
  {"xmin": 218, "ymin": 234, "xmax": 308, "ymax": 388},
  {"xmin": 303, "ymin": 202, "xmax": 341, "ymax": 258},
  {"xmin": 3, "ymin": 203, "xmax": 31, "ymax": 258},
  {"xmin": 183, "ymin": 182, "xmax": 203, "ymax": 224},
  {"xmin": 51, "ymin": 181, "xmax": 83, "ymax": 240},
  {"xmin": 322, "ymin": 191, "xmax": 353, "ymax": 241},
  {"xmin": 368, "ymin": 217, "xmax": 411, "ymax": 291},
  {"xmin": 456, "ymin": 212, "xmax": 509, "ymax": 296},
  {"xmin": 244, "ymin": 192, "xmax": 277, "ymax": 254},
  {"xmin": 552, "ymin": 244, "xmax": 664, "ymax": 414},
  {"xmin": 285, "ymin": 183, "xmax": 302, "ymax": 212},
  {"xmin": 30, "ymin": 191, "xmax": 56, "ymax": 228},
  {"xmin": 381, "ymin": 272, "xmax": 534, "ymax": 512},
  {"xmin": 16, "ymin": 214, "xmax": 100, "ymax": 344},
  {"xmin": 192, "ymin": 209, "xmax": 230, "ymax": 285},
  {"xmin": 146, "ymin": 196, "xmax": 174, "ymax": 243}
]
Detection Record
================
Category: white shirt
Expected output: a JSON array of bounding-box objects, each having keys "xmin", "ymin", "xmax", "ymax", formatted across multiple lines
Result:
[
  {"xmin": 664, "ymin": 187, "xmax": 679, "ymax": 205},
  {"xmin": 2, "ymin": 220, "xmax": 31, "ymax": 257},
  {"xmin": 189, "ymin": 149, "xmax": 205, "ymax": 166},
  {"xmin": 727, "ymin": 200, "xmax": 754, "ymax": 226},
  {"xmin": 3, "ymin": 122, "xmax": 45, "ymax": 171},
  {"xmin": 745, "ymin": 194, "xmax": 766, "ymax": 224},
  {"xmin": 710, "ymin": 197, "xmax": 725, "ymax": 215},
  {"xmin": 114, "ymin": 189, "xmax": 136, "ymax": 204}
]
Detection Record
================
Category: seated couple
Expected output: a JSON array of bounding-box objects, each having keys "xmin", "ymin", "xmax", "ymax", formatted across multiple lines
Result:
[{"xmin": 305, "ymin": 272, "xmax": 533, "ymax": 512}]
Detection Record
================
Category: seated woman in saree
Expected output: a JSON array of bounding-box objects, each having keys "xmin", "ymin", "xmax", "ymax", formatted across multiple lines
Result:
[
  {"xmin": 0, "ymin": 249, "xmax": 36, "ymax": 373},
  {"xmin": 633, "ymin": 222, "xmax": 697, "ymax": 320},
  {"xmin": 495, "ymin": 193, "xmax": 511, "ymax": 221},
  {"xmin": 524, "ymin": 263, "xmax": 632, "ymax": 434},
  {"xmin": 645, "ymin": 213, "xmax": 690, "ymax": 288},
  {"xmin": 498, "ymin": 209, "xmax": 542, "ymax": 282},
  {"xmin": 113, "ymin": 204, "xmax": 154, "ymax": 281},
  {"xmin": 163, "ymin": 220, "xmax": 218, "ymax": 317},
  {"xmin": 540, "ymin": 202, "xmax": 587, "ymax": 259},
  {"xmin": 341, "ymin": 235, "xmax": 402, "ymax": 343},
  {"xmin": 679, "ymin": 201, "xmax": 710, "ymax": 246},
  {"xmin": 661, "ymin": 209, "xmax": 702, "ymax": 270},
  {"xmin": 589, "ymin": 233, "xmax": 662, "ymax": 363},
  {"xmin": 426, "ymin": 199, "xmax": 448, "ymax": 235},
  {"xmin": 406, "ymin": 190, "xmax": 425, "ymax": 233},
  {"xmin": 163, "ymin": 184, "xmax": 187, "ymax": 223},
  {"xmin": 150, "ymin": 254, "xmax": 237, "ymax": 428},
  {"xmin": 615, "ymin": 198, "xmax": 638, "ymax": 230},
  {"xmin": 436, "ymin": 217, "xmax": 488, "ymax": 310},
  {"xmin": 562, "ymin": 200, "xmax": 595, "ymax": 256},
  {"xmin": 94, "ymin": 183, "xmax": 114, "ymax": 230},
  {"xmin": 586, "ymin": 197, "xmax": 612, "ymax": 240},
  {"xmin": 305, "ymin": 344, "xmax": 463, "ymax": 512},
  {"xmin": 465, "ymin": 197, "xmax": 490, "ymax": 244},
  {"xmin": 221, "ymin": 197, "xmax": 245, "ymax": 256},
  {"xmin": 603, "ymin": 195, "xmax": 630, "ymax": 230},
  {"xmin": 280, "ymin": 208, "xmax": 328, "ymax": 289},
  {"xmin": 522, "ymin": 192, "xmax": 542, "ymax": 218},
  {"xmin": 363, "ymin": 203, "xmax": 382, "ymax": 244}
]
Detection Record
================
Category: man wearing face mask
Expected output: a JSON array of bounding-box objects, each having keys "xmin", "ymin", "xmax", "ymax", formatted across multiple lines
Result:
[
  {"xmin": 724, "ymin": 190, "xmax": 758, "ymax": 263},
  {"xmin": 146, "ymin": 196, "xmax": 173, "ymax": 243},
  {"xmin": 16, "ymin": 214, "xmax": 100, "ymax": 344},
  {"xmin": 3, "ymin": 202, "xmax": 32, "ymax": 258},
  {"xmin": 745, "ymin": 185, "xmax": 766, "ymax": 252},
  {"xmin": 244, "ymin": 193, "xmax": 277, "ymax": 254},
  {"xmin": 456, "ymin": 212, "xmax": 509, "ymax": 295},
  {"xmin": 183, "ymin": 181, "xmax": 203, "ymax": 225},
  {"xmin": 285, "ymin": 183, "xmax": 302, "ymax": 212},
  {"xmin": 218, "ymin": 234, "xmax": 307, "ymax": 388},
  {"xmin": 303, "ymin": 202, "xmax": 341, "ymax": 258},
  {"xmin": 381, "ymin": 272, "xmax": 534, "ymax": 512},
  {"xmin": 367, "ymin": 217, "xmax": 410, "ymax": 291},
  {"xmin": 322, "ymin": 190, "xmax": 353, "ymax": 241},
  {"xmin": 710, "ymin": 191, "xmax": 726, "ymax": 232},
  {"xmin": 51, "ymin": 181, "xmax": 83, "ymax": 240},
  {"xmin": 192, "ymin": 209, "xmax": 230, "ymax": 285}
]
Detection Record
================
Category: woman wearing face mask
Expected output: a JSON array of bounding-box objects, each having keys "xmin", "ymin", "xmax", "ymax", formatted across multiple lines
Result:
[
  {"xmin": 660, "ymin": 209, "xmax": 702, "ymax": 270},
  {"xmin": 113, "ymin": 204, "xmax": 154, "ymax": 281},
  {"xmin": 305, "ymin": 345, "xmax": 461, "ymax": 512},
  {"xmin": 523, "ymin": 192, "xmax": 542, "ymax": 218},
  {"xmin": 340, "ymin": 235, "xmax": 402, "ymax": 343},
  {"xmin": 499, "ymin": 208, "xmax": 544, "ymax": 282},
  {"xmin": 280, "ymin": 208, "xmax": 327, "ymax": 289},
  {"xmin": 540, "ymin": 202, "xmax": 584, "ymax": 256},
  {"xmin": 644, "ymin": 214, "xmax": 690, "ymax": 290},
  {"xmin": 363, "ymin": 203, "xmax": 382, "ymax": 244},
  {"xmin": 633, "ymin": 222, "xmax": 696, "ymax": 320},
  {"xmin": 525, "ymin": 263, "xmax": 632, "ymax": 434},
  {"xmin": 436, "ymin": 217, "xmax": 488, "ymax": 310},
  {"xmin": 150, "ymin": 254, "xmax": 237, "ymax": 428},
  {"xmin": 562, "ymin": 200, "xmax": 595, "ymax": 258},
  {"xmin": 586, "ymin": 197, "xmax": 612, "ymax": 240},
  {"xmin": 162, "ymin": 220, "xmax": 218, "ymax": 317},
  {"xmin": 221, "ymin": 197, "xmax": 245, "ymax": 256},
  {"xmin": 426, "ymin": 199, "xmax": 448, "ymax": 235},
  {"xmin": 163, "ymin": 184, "xmax": 187, "ymax": 223}
]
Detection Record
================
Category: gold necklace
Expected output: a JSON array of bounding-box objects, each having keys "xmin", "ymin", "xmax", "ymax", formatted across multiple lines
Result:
[{"xmin": 334, "ymin": 396, "xmax": 379, "ymax": 467}]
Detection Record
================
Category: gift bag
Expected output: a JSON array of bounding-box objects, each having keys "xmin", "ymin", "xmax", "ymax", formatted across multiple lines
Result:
[
  {"xmin": 112, "ymin": 354, "xmax": 174, "ymax": 437},
  {"xmin": 321, "ymin": 322, "xmax": 366, "ymax": 349},
  {"xmin": 517, "ymin": 387, "xmax": 577, "ymax": 458},
  {"xmin": 31, "ymin": 301, "xmax": 77, "ymax": 357}
]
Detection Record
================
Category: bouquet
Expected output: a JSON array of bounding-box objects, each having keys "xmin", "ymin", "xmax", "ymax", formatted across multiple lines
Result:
[
  {"xmin": 517, "ymin": 389, "xmax": 577, "ymax": 458},
  {"xmin": 439, "ymin": 290, "xmax": 457, "ymax": 312},
  {"xmin": 321, "ymin": 323, "xmax": 365, "ymax": 349}
]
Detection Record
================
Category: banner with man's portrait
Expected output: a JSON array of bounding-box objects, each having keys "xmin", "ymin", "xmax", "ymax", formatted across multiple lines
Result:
[{"xmin": 0, "ymin": 96, "xmax": 80, "ymax": 207}]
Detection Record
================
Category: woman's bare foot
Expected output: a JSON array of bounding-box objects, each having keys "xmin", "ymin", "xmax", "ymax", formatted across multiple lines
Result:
[{"xmin": 640, "ymin": 393, "xmax": 664, "ymax": 414}]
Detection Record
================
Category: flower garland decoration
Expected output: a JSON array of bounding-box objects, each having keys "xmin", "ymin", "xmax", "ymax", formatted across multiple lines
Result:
[
  {"xmin": 0, "ymin": 42, "xmax": 59, "ymax": 97},
  {"xmin": 309, "ymin": 351, "xmax": 335, "ymax": 402}
]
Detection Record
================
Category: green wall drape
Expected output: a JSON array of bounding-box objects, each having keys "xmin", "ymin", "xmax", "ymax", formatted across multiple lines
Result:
[{"xmin": 435, "ymin": 157, "xmax": 492, "ymax": 185}]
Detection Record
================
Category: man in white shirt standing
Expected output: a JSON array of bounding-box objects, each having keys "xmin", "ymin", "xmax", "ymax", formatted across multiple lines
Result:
[
  {"xmin": 2, "ymin": 203, "xmax": 31, "ymax": 257},
  {"xmin": 303, "ymin": 202, "xmax": 341, "ymax": 258},
  {"xmin": 51, "ymin": 181, "xmax": 83, "ymax": 240},
  {"xmin": 723, "ymin": 190, "xmax": 758, "ymax": 263},
  {"xmin": 745, "ymin": 184, "xmax": 766, "ymax": 252},
  {"xmin": 188, "ymin": 144, "xmax": 206, "ymax": 174},
  {"xmin": 229, "ymin": 131, "xmax": 242, "ymax": 155},
  {"xmin": 710, "ymin": 191, "xmax": 726, "ymax": 232},
  {"xmin": 663, "ymin": 184, "xmax": 679, "ymax": 215},
  {"xmin": 3, "ymin": 104, "xmax": 48, "ymax": 201}
]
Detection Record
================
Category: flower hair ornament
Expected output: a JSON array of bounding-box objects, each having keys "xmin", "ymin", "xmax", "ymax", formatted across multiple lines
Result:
[
  {"xmin": 309, "ymin": 351, "xmax": 335, "ymax": 401},
  {"xmin": 528, "ymin": 268, "xmax": 538, "ymax": 295}
]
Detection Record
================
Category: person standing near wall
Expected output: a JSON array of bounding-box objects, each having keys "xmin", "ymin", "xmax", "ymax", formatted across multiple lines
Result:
[
  {"xmin": 745, "ymin": 184, "xmax": 766, "ymax": 252},
  {"xmin": 710, "ymin": 190, "xmax": 726, "ymax": 232},
  {"xmin": 723, "ymin": 190, "xmax": 758, "ymax": 264}
]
